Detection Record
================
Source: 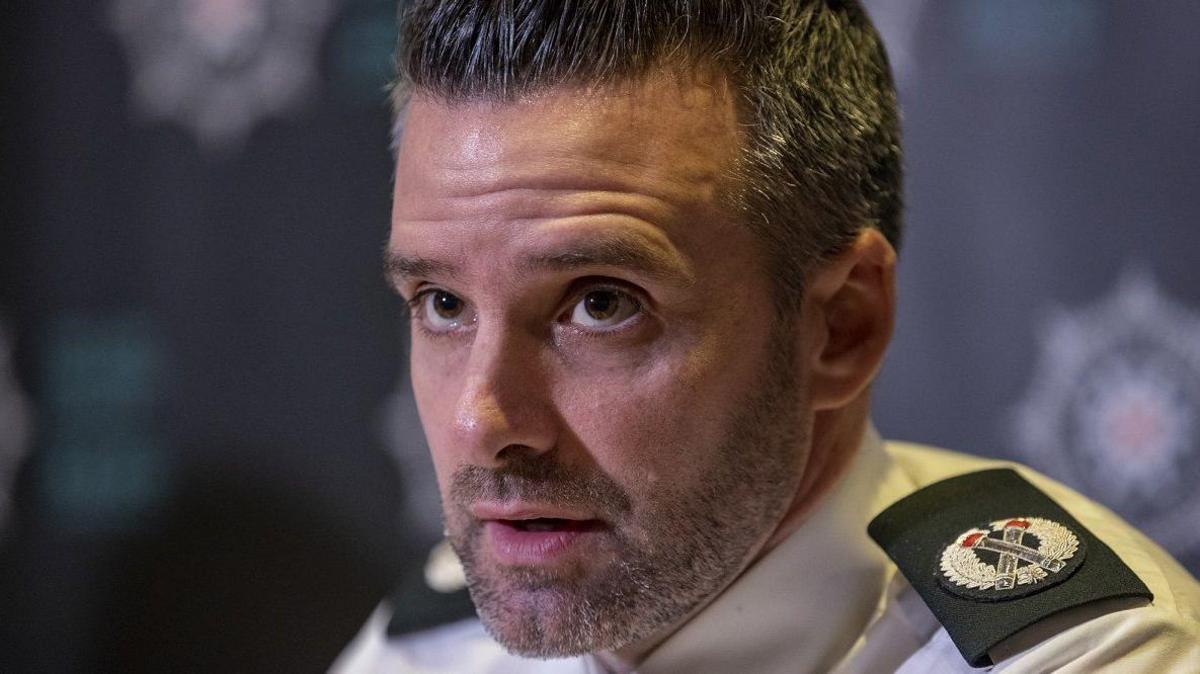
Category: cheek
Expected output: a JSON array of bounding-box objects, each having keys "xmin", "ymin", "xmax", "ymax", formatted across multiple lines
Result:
[{"xmin": 555, "ymin": 335, "xmax": 746, "ymax": 487}]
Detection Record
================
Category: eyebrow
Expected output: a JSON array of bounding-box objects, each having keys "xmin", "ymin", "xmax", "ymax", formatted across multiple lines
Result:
[
  {"xmin": 383, "ymin": 250, "xmax": 457, "ymax": 286},
  {"xmin": 383, "ymin": 233, "xmax": 694, "ymax": 288}
]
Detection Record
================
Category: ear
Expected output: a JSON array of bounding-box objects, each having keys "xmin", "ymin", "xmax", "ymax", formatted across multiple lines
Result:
[{"xmin": 800, "ymin": 228, "xmax": 897, "ymax": 411}]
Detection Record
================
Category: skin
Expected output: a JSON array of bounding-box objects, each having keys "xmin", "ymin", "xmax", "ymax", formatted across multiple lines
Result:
[{"xmin": 386, "ymin": 70, "xmax": 896, "ymax": 671}]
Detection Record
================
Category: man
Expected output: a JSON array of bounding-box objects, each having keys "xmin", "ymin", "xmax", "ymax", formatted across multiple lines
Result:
[{"xmin": 336, "ymin": 1, "xmax": 1200, "ymax": 671}]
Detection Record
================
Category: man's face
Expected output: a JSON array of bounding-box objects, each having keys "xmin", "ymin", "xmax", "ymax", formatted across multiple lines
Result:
[{"xmin": 388, "ymin": 74, "xmax": 812, "ymax": 656}]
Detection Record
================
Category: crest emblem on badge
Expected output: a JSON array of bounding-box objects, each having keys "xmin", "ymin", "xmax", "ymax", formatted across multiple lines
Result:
[{"xmin": 939, "ymin": 517, "xmax": 1084, "ymax": 600}]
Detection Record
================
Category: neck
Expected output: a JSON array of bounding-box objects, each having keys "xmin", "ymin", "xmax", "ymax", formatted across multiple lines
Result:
[
  {"xmin": 761, "ymin": 394, "xmax": 870, "ymax": 552},
  {"xmin": 594, "ymin": 396, "xmax": 871, "ymax": 672}
]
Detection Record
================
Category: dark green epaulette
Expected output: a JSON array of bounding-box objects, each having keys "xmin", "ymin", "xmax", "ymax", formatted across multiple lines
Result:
[{"xmin": 868, "ymin": 468, "xmax": 1152, "ymax": 668}]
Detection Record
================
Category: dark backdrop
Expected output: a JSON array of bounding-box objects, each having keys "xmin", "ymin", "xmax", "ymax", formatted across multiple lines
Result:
[{"xmin": 2, "ymin": 1, "xmax": 1198, "ymax": 672}]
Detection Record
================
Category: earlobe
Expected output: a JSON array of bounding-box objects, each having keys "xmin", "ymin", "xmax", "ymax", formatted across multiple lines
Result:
[{"xmin": 804, "ymin": 229, "xmax": 897, "ymax": 411}]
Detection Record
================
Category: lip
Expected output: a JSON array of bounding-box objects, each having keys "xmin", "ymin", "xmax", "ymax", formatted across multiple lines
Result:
[
  {"xmin": 482, "ymin": 519, "xmax": 606, "ymax": 566},
  {"xmin": 470, "ymin": 502, "xmax": 608, "ymax": 566},
  {"xmin": 470, "ymin": 502, "xmax": 598, "ymax": 522}
]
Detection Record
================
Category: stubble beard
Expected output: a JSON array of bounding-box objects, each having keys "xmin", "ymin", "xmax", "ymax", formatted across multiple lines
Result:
[{"xmin": 445, "ymin": 325, "xmax": 806, "ymax": 658}]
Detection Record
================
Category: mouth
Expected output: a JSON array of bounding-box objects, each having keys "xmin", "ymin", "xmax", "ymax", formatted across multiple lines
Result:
[
  {"xmin": 473, "ymin": 507, "xmax": 609, "ymax": 566},
  {"xmin": 499, "ymin": 517, "xmax": 604, "ymax": 533}
]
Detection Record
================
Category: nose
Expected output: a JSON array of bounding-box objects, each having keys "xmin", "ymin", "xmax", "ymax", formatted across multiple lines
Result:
[{"xmin": 452, "ymin": 329, "xmax": 559, "ymax": 466}]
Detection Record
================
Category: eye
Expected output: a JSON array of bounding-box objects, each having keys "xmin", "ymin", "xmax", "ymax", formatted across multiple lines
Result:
[
  {"xmin": 568, "ymin": 289, "xmax": 641, "ymax": 330},
  {"xmin": 413, "ymin": 289, "xmax": 475, "ymax": 333}
]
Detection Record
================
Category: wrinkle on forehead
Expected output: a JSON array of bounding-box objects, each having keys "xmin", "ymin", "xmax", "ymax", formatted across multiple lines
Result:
[{"xmin": 393, "ymin": 72, "xmax": 742, "ymax": 218}]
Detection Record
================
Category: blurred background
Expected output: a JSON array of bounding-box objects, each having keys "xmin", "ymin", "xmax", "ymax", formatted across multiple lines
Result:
[{"xmin": 1, "ymin": 1, "xmax": 1197, "ymax": 671}]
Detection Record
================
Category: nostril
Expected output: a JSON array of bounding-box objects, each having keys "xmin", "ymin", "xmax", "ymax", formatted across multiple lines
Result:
[{"xmin": 494, "ymin": 443, "xmax": 544, "ymax": 463}]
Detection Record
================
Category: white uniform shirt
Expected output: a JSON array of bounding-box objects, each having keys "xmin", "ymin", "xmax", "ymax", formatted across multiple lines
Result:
[{"xmin": 333, "ymin": 426, "xmax": 1200, "ymax": 673}]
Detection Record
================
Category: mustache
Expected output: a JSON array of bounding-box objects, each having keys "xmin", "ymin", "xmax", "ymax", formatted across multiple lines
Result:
[{"xmin": 450, "ymin": 455, "xmax": 631, "ymax": 518}]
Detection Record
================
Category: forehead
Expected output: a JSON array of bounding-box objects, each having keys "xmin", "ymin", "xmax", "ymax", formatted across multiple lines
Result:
[
  {"xmin": 392, "ymin": 72, "xmax": 743, "ymax": 221},
  {"xmin": 387, "ymin": 73, "xmax": 763, "ymax": 297}
]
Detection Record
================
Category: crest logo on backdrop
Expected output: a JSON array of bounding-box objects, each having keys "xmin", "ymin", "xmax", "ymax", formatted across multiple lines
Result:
[
  {"xmin": 1013, "ymin": 269, "xmax": 1200, "ymax": 558},
  {"xmin": 110, "ymin": 0, "xmax": 338, "ymax": 151}
]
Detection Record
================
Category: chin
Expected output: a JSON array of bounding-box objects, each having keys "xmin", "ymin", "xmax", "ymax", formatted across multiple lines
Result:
[
  {"xmin": 478, "ymin": 593, "xmax": 614, "ymax": 658},
  {"xmin": 469, "ymin": 569, "xmax": 654, "ymax": 659}
]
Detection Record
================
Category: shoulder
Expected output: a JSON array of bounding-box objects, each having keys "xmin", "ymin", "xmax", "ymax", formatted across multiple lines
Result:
[
  {"xmin": 884, "ymin": 440, "xmax": 1200, "ymax": 620},
  {"xmin": 876, "ymin": 441, "xmax": 1200, "ymax": 670}
]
